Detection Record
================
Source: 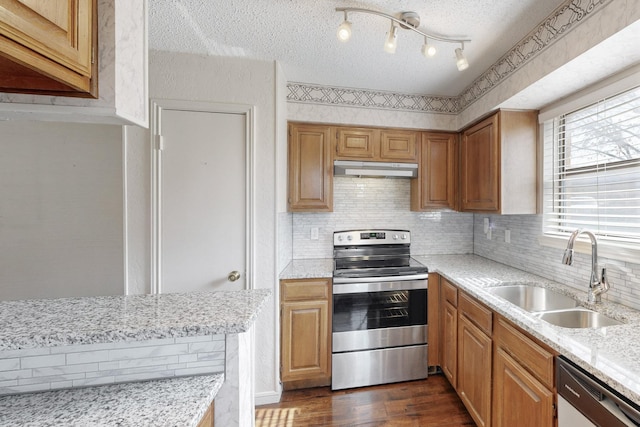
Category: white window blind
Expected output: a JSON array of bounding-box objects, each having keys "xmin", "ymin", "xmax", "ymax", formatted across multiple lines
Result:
[{"xmin": 543, "ymin": 85, "xmax": 640, "ymax": 245}]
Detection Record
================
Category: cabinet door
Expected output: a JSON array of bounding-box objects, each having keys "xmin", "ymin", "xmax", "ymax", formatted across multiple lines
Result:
[
  {"xmin": 460, "ymin": 114, "xmax": 500, "ymax": 212},
  {"xmin": 441, "ymin": 300, "xmax": 458, "ymax": 387},
  {"xmin": 281, "ymin": 300, "xmax": 331, "ymax": 386},
  {"xmin": 0, "ymin": 0, "xmax": 94, "ymax": 93},
  {"xmin": 493, "ymin": 348, "xmax": 554, "ymax": 427},
  {"xmin": 288, "ymin": 124, "xmax": 333, "ymax": 212},
  {"xmin": 335, "ymin": 127, "xmax": 376, "ymax": 159},
  {"xmin": 196, "ymin": 402, "xmax": 214, "ymax": 427},
  {"xmin": 380, "ymin": 129, "xmax": 417, "ymax": 161},
  {"xmin": 457, "ymin": 313, "xmax": 492, "ymax": 427},
  {"xmin": 411, "ymin": 132, "xmax": 457, "ymax": 210}
]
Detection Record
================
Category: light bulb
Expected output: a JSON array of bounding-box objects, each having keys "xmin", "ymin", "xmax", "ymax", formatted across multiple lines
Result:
[
  {"xmin": 455, "ymin": 48, "xmax": 469, "ymax": 71},
  {"xmin": 337, "ymin": 20, "xmax": 352, "ymax": 42},
  {"xmin": 422, "ymin": 41, "xmax": 436, "ymax": 58},
  {"xmin": 384, "ymin": 24, "xmax": 398, "ymax": 54}
]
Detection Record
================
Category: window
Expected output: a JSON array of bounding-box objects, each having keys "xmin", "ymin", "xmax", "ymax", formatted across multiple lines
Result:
[{"xmin": 543, "ymin": 85, "xmax": 640, "ymax": 246}]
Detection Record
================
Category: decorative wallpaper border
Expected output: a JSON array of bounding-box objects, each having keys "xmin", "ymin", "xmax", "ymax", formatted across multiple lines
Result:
[
  {"xmin": 287, "ymin": 0, "xmax": 612, "ymax": 114},
  {"xmin": 457, "ymin": 0, "xmax": 611, "ymax": 111},
  {"xmin": 286, "ymin": 84, "xmax": 459, "ymax": 113}
]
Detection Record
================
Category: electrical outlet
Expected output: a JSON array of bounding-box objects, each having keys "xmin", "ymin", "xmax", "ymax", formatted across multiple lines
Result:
[
  {"xmin": 311, "ymin": 227, "xmax": 319, "ymax": 240},
  {"xmin": 483, "ymin": 218, "xmax": 489, "ymax": 233},
  {"xmin": 505, "ymin": 230, "xmax": 511, "ymax": 243}
]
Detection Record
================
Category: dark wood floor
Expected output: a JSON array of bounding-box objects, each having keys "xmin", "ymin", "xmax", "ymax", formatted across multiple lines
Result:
[{"xmin": 256, "ymin": 374, "xmax": 475, "ymax": 427}]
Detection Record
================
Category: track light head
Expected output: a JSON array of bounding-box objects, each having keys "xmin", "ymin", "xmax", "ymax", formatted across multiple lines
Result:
[
  {"xmin": 337, "ymin": 20, "xmax": 352, "ymax": 42},
  {"xmin": 337, "ymin": 11, "xmax": 352, "ymax": 42},
  {"xmin": 422, "ymin": 38, "xmax": 436, "ymax": 58},
  {"xmin": 384, "ymin": 23, "xmax": 398, "ymax": 54},
  {"xmin": 455, "ymin": 47, "xmax": 469, "ymax": 71}
]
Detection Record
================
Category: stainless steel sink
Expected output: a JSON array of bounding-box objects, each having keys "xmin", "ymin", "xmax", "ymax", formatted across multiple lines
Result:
[
  {"xmin": 487, "ymin": 284, "xmax": 579, "ymax": 313},
  {"xmin": 537, "ymin": 308, "xmax": 622, "ymax": 328},
  {"xmin": 487, "ymin": 284, "xmax": 623, "ymax": 329}
]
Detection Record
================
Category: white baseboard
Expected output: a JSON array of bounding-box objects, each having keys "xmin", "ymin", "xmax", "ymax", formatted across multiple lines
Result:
[{"xmin": 255, "ymin": 389, "xmax": 282, "ymax": 406}]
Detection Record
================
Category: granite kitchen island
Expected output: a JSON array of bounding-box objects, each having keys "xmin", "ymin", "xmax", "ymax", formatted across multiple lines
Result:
[{"xmin": 0, "ymin": 289, "xmax": 271, "ymax": 426}]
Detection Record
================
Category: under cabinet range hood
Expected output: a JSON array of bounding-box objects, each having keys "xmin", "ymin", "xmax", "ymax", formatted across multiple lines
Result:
[{"xmin": 333, "ymin": 160, "xmax": 418, "ymax": 178}]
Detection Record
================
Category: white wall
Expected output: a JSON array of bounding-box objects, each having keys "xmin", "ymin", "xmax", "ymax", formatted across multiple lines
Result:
[
  {"xmin": 124, "ymin": 51, "xmax": 283, "ymax": 403},
  {"xmin": 0, "ymin": 121, "xmax": 124, "ymax": 300}
]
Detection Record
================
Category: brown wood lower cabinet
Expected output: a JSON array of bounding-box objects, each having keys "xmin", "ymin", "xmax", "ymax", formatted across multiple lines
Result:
[
  {"xmin": 196, "ymin": 401, "xmax": 214, "ymax": 427},
  {"xmin": 433, "ymin": 274, "xmax": 558, "ymax": 427},
  {"xmin": 457, "ymin": 296, "xmax": 492, "ymax": 427},
  {"xmin": 440, "ymin": 279, "xmax": 458, "ymax": 387},
  {"xmin": 493, "ymin": 316, "xmax": 556, "ymax": 427},
  {"xmin": 280, "ymin": 278, "xmax": 331, "ymax": 390},
  {"xmin": 493, "ymin": 348, "xmax": 554, "ymax": 427}
]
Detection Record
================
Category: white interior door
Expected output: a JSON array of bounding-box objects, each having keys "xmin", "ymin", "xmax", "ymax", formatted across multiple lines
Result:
[{"xmin": 152, "ymin": 102, "xmax": 251, "ymax": 293}]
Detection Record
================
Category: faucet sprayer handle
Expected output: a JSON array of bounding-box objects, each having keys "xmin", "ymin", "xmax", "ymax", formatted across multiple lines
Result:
[
  {"xmin": 601, "ymin": 267, "xmax": 610, "ymax": 293},
  {"xmin": 562, "ymin": 248, "xmax": 574, "ymax": 265}
]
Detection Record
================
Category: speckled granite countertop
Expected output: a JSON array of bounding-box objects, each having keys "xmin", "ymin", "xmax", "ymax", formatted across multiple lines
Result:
[
  {"xmin": 415, "ymin": 254, "xmax": 640, "ymax": 406},
  {"xmin": 0, "ymin": 289, "xmax": 271, "ymax": 351},
  {"xmin": 0, "ymin": 373, "xmax": 223, "ymax": 426},
  {"xmin": 280, "ymin": 258, "xmax": 334, "ymax": 279}
]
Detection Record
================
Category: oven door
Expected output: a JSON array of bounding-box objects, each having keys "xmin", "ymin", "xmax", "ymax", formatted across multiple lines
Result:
[{"xmin": 332, "ymin": 279, "xmax": 427, "ymax": 353}]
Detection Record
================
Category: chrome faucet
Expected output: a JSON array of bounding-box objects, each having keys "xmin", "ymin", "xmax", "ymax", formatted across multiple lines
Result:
[{"xmin": 562, "ymin": 229, "xmax": 610, "ymax": 303}]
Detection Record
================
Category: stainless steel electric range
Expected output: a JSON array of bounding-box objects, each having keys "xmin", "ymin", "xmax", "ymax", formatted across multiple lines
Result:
[{"xmin": 331, "ymin": 229, "xmax": 429, "ymax": 390}]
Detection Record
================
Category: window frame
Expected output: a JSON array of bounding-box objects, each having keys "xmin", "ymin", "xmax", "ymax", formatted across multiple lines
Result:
[{"xmin": 538, "ymin": 69, "xmax": 640, "ymax": 263}]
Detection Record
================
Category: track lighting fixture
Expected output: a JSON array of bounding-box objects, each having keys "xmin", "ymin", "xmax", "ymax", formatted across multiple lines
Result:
[{"xmin": 336, "ymin": 7, "xmax": 471, "ymax": 70}]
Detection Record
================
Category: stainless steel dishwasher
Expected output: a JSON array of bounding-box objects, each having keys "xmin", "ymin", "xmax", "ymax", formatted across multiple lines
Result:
[{"xmin": 557, "ymin": 356, "xmax": 640, "ymax": 427}]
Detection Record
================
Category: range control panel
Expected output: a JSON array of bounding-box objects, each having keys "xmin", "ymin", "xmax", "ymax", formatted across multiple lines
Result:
[{"xmin": 334, "ymin": 229, "xmax": 410, "ymax": 245}]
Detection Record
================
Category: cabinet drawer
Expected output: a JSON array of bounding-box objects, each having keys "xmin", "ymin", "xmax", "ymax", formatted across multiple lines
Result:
[
  {"xmin": 495, "ymin": 317, "xmax": 555, "ymax": 388},
  {"xmin": 442, "ymin": 279, "xmax": 458, "ymax": 307},
  {"xmin": 281, "ymin": 279, "xmax": 330, "ymax": 302},
  {"xmin": 459, "ymin": 292, "xmax": 492, "ymax": 335}
]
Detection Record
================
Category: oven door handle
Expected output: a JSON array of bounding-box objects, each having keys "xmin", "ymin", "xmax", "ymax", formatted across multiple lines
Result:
[{"xmin": 333, "ymin": 279, "xmax": 428, "ymax": 294}]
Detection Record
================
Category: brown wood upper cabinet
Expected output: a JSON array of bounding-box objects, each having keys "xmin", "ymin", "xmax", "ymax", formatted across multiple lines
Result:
[
  {"xmin": 335, "ymin": 127, "xmax": 418, "ymax": 162},
  {"xmin": 411, "ymin": 132, "xmax": 458, "ymax": 211},
  {"xmin": 460, "ymin": 110, "xmax": 537, "ymax": 214},
  {"xmin": 0, "ymin": 0, "xmax": 97, "ymax": 97},
  {"xmin": 288, "ymin": 123, "xmax": 333, "ymax": 212}
]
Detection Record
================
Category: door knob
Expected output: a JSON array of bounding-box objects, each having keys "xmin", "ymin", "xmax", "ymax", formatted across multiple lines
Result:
[{"xmin": 228, "ymin": 271, "xmax": 241, "ymax": 282}]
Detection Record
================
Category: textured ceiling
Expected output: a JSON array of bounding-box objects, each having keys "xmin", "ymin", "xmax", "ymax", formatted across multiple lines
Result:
[{"xmin": 148, "ymin": 0, "xmax": 567, "ymax": 96}]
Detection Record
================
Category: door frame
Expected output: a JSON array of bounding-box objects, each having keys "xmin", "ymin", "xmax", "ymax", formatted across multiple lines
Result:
[{"xmin": 149, "ymin": 99, "xmax": 255, "ymax": 294}]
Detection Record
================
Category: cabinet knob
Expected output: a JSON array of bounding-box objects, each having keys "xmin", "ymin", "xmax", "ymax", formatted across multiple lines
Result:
[{"xmin": 228, "ymin": 271, "xmax": 241, "ymax": 282}]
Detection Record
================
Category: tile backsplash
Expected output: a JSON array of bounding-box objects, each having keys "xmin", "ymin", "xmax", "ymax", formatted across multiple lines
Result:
[
  {"xmin": 286, "ymin": 177, "xmax": 640, "ymax": 311},
  {"xmin": 0, "ymin": 335, "xmax": 225, "ymax": 395},
  {"xmin": 473, "ymin": 214, "xmax": 640, "ymax": 311},
  {"xmin": 292, "ymin": 177, "xmax": 474, "ymax": 259}
]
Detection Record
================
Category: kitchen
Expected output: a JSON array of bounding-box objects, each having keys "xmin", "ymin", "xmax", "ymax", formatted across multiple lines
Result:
[{"xmin": 1, "ymin": 0, "xmax": 640, "ymax": 426}]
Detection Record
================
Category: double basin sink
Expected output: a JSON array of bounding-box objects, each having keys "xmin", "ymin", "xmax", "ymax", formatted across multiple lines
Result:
[{"xmin": 487, "ymin": 284, "xmax": 622, "ymax": 328}]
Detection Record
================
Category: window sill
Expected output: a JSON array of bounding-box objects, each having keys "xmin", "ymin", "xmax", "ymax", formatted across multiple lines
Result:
[{"xmin": 538, "ymin": 235, "xmax": 640, "ymax": 264}]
